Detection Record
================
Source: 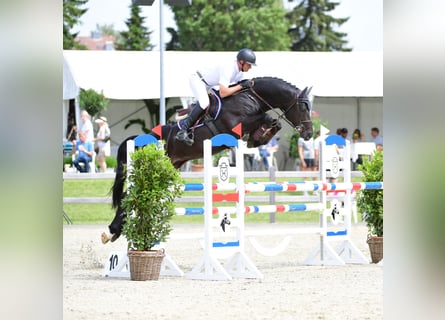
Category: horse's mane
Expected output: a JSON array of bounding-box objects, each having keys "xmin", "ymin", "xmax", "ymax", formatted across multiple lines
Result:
[{"xmin": 252, "ymin": 76, "xmax": 301, "ymax": 93}]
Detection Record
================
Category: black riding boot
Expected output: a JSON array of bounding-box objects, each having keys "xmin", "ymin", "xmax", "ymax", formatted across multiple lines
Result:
[{"xmin": 175, "ymin": 105, "xmax": 205, "ymax": 145}]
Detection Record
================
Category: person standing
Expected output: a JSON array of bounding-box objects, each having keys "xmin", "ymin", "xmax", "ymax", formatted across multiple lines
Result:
[
  {"xmin": 298, "ymin": 135, "xmax": 316, "ymax": 172},
  {"xmin": 258, "ymin": 136, "xmax": 279, "ymax": 170},
  {"xmin": 175, "ymin": 48, "xmax": 257, "ymax": 146},
  {"xmin": 94, "ymin": 116, "xmax": 111, "ymax": 172},
  {"xmin": 351, "ymin": 128, "xmax": 365, "ymax": 169},
  {"xmin": 298, "ymin": 134, "xmax": 316, "ymax": 195},
  {"xmin": 313, "ymin": 130, "xmax": 322, "ymax": 171},
  {"xmin": 79, "ymin": 110, "xmax": 94, "ymax": 142}
]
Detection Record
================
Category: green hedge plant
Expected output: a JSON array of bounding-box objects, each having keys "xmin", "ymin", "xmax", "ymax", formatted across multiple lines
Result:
[
  {"xmin": 357, "ymin": 150, "xmax": 384, "ymax": 236},
  {"xmin": 121, "ymin": 143, "xmax": 184, "ymax": 251}
]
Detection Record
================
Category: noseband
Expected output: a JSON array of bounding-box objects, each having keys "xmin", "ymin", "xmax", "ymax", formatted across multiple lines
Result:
[{"xmin": 249, "ymin": 85, "xmax": 312, "ymax": 133}]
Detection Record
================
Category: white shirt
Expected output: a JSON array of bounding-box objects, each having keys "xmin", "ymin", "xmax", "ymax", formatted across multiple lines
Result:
[
  {"xmin": 198, "ymin": 59, "xmax": 245, "ymax": 90},
  {"xmin": 80, "ymin": 120, "xmax": 94, "ymax": 142}
]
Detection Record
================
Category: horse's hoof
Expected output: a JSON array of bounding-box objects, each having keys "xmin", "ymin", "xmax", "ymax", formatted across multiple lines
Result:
[
  {"xmin": 110, "ymin": 233, "xmax": 120, "ymax": 242},
  {"xmin": 101, "ymin": 232, "xmax": 110, "ymax": 244}
]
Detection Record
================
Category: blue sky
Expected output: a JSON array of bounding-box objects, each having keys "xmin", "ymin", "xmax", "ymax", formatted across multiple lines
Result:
[{"xmin": 74, "ymin": 0, "xmax": 382, "ymax": 52}]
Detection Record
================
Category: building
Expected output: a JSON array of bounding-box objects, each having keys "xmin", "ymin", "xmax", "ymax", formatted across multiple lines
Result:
[{"xmin": 75, "ymin": 31, "xmax": 115, "ymax": 51}]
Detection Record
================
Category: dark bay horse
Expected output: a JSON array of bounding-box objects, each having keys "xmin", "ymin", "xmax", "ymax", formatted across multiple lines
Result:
[{"xmin": 106, "ymin": 76, "xmax": 313, "ymax": 242}]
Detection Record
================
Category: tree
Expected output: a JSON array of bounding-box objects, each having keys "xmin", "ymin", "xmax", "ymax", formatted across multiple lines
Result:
[
  {"xmin": 169, "ymin": 0, "xmax": 291, "ymax": 51},
  {"xmin": 63, "ymin": 0, "xmax": 88, "ymax": 50},
  {"xmin": 115, "ymin": 5, "xmax": 154, "ymax": 51},
  {"xmin": 286, "ymin": 0, "xmax": 351, "ymax": 51}
]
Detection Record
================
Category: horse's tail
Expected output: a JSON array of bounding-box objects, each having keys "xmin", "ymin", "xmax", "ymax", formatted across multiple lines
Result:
[{"xmin": 112, "ymin": 135, "xmax": 137, "ymax": 209}]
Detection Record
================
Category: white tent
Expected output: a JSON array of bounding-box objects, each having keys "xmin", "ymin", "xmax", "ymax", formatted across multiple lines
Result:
[
  {"xmin": 63, "ymin": 50, "xmax": 383, "ymax": 163},
  {"xmin": 63, "ymin": 50, "xmax": 382, "ymax": 99}
]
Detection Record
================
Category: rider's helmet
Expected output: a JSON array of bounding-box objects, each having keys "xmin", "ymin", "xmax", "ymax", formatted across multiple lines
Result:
[{"xmin": 237, "ymin": 48, "xmax": 257, "ymax": 66}]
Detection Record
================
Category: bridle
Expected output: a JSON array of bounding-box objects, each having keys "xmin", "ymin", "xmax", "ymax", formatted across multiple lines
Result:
[{"xmin": 249, "ymin": 84, "xmax": 312, "ymax": 134}]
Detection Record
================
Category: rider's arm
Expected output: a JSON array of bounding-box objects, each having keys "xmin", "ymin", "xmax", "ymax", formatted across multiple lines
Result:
[{"xmin": 219, "ymin": 83, "xmax": 243, "ymax": 98}]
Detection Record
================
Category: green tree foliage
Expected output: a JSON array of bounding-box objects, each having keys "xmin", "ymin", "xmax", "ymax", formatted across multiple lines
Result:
[
  {"xmin": 169, "ymin": 0, "xmax": 291, "ymax": 51},
  {"xmin": 286, "ymin": 0, "xmax": 351, "ymax": 51},
  {"xmin": 79, "ymin": 88, "xmax": 110, "ymax": 117},
  {"xmin": 63, "ymin": 0, "xmax": 88, "ymax": 49},
  {"xmin": 115, "ymin": 5, "xmax": 154, "ymax": 51}
]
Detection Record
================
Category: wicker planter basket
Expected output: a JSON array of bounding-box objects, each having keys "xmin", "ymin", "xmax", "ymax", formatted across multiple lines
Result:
[
  {"xmin": 128, "ymin": 249, "xmax": 165, "ymax": 281},
  {"xmin": 367, "ymin": 235, "xmax": 383, "ymax": 263}
]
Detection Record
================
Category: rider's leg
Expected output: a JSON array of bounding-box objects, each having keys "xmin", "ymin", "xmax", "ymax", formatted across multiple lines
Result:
[
  {"xmin": 175, "ymin": 104, "xmax": 205, "ymax": 145},
  {"xmin": 175, "ymin": 74, "xmax": 210, "ymax": 145}
]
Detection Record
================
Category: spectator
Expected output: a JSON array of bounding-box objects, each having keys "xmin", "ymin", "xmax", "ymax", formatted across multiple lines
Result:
[
  {"xmin": 298, "ymin": 135, "xmax": 315, "ymax": 172},
  {"xmin": 79, "ymin": 110, "xmax": 94, "ymax": 142},
  {"xmin": 370, "ymin": 127, "xmax": 383, "ymax": 147},
  {"xmin": 72, "ymin": 131, "xmax": 94, "ymax": 172},
  {"xmin": 298, "ymin": 134, "xmax": 316, "ymax": 195},
  {"xmin": 352, "ymin": 128, "xmax": 364, "ymax": 168},
  {"xmin": 94, "ymin": 116, "xmax": 111, "ymax": 173},
  {"xmin": 339, "ymin": 127, "xmax": 351, "ymax": 141},
  {"xmin": 352, "ymin": 128, "xmax": 364, "ymax": 142},
  {"xmin": 313, "ymin": 130, "xmax": 321, "ymax": 170},
  {"xmin": 258, "ymin": 136, "xmax": 279, "ymax": 170}
]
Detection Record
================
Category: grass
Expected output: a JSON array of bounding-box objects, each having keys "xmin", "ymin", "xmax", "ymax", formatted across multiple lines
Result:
[{"xmin": 63, "ymin": 176, "xmax": 361, "ymax": 225}]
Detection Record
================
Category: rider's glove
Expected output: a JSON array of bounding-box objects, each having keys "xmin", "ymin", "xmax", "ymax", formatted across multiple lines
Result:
[{"xmin": 239, "ymin": 79, "xmax": 251, "ymax": 89}]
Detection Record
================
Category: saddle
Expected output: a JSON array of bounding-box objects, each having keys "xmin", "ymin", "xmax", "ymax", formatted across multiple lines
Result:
[{"xmin": 176, "ymin": 90, "xmax": 222, "ymax": 122}]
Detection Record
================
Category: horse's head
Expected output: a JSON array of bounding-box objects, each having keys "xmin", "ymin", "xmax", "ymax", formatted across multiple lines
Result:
[
  {"xmin": 248, "ymin": 77, "xmax": 313, "ymax": 140},
  {"xmin": 289, "ymin": 86, "xmax": 313, "ymax": 140}
]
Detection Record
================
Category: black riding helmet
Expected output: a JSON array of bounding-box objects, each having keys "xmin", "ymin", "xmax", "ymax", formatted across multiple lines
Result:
[{"xmin": 237, "ymin": 48, "xmax": 257, "ymax": 66}]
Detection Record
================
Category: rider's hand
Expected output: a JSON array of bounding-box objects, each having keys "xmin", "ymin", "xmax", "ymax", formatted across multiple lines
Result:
[{"xmin": 239, "ymin": 79, "xmax": 251, "ymax": 89}]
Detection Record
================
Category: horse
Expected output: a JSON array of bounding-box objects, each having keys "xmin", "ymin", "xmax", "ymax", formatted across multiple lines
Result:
[{"xmin": 104, "ymin": 76, "xmax": 313, "ymax": 243}]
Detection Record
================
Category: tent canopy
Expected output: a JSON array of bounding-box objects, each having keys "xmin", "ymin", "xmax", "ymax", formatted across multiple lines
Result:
[{"xmin": 63, "ymin": 50, "xmax": 382, "ymax": 100}]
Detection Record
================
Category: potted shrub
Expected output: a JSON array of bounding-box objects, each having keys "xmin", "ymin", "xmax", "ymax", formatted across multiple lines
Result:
[
  {"xmin": 121, "ymin": 142, "xmax": 184, "ymax": 280},
  {"xmin": 356, "ymin": 150, "xmax": 383, "ymax": 263}
]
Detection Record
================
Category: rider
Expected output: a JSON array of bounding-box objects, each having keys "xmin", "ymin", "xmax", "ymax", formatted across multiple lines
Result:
[{"xmin": 175, "ymin": 48, "xmax": 257, "ymax": 145}]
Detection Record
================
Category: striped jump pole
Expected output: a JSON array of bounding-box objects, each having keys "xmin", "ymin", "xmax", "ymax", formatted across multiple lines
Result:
[
  {"xmin": 175, "ymin": 203, "xmax": 324, "ymax": 216},
  {"xmin": 182, "ymin": 181, "xmax": 383, "ymax": 192}
]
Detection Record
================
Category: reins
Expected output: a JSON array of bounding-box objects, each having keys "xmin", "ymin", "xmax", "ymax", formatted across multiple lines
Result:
[{"xmin": 248, "ymin": 82, "xmax": 310, "ymax": 133}]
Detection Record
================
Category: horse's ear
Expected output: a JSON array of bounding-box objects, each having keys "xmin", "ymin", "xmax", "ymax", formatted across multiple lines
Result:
[{"xmin": 307, "ymin": 86, "xmax": 313, "ymax": 96}]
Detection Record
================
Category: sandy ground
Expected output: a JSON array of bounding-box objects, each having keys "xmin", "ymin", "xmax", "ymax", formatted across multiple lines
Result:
[{"xmin": 63, "ymin": 223, "xmax": 383, "ymax": 320}]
